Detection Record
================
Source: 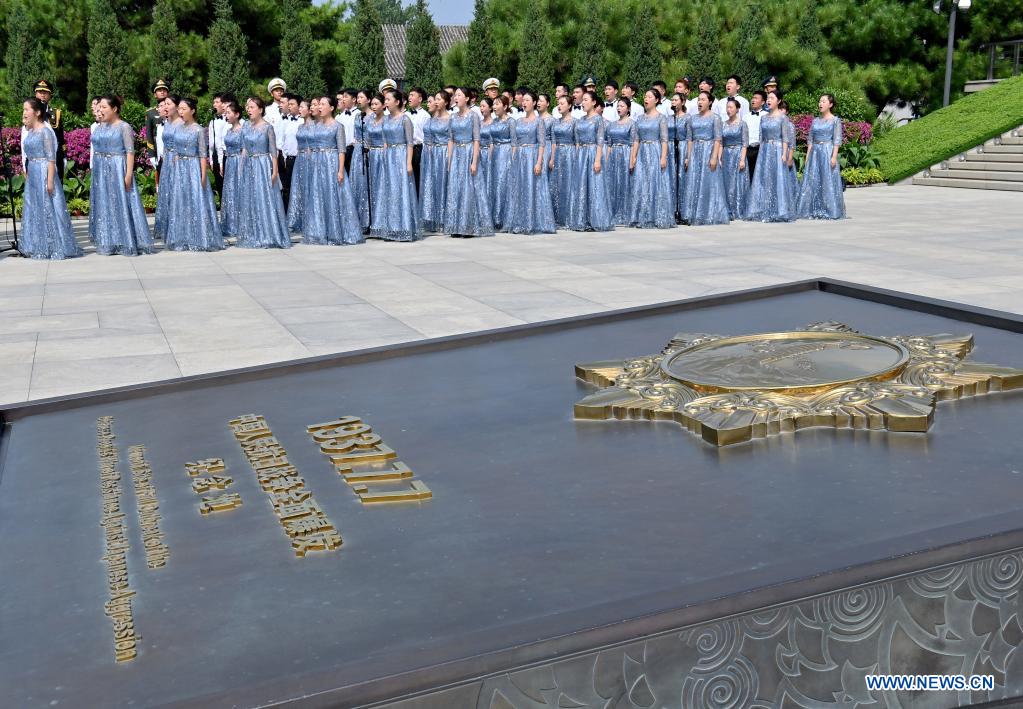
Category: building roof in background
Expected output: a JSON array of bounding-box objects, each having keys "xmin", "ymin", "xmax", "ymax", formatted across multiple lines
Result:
[{"xmin": 382, "ymin": 24, "xmax": 469, "ymax": 80}]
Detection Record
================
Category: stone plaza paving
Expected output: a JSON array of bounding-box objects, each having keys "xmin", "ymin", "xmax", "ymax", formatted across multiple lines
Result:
[{"xmin": 1, "ymin": 184, "xmax": 1020, "ymax": 406}]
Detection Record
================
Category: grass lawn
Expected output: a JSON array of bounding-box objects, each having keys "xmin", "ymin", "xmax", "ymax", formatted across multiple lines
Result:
[{"xmin": 875, "ymin": 75, "xmax": 1023, "ymax": 183}]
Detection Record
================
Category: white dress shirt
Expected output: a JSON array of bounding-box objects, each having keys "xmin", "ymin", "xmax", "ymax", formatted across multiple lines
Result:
[
  {"xmin": 278, "ymin": 114, "xmax": 299, "ymax": 157},
  {"xmin": 570, "ymin": 105, "xmax": 585, "ymax": 119},
  {"xmin": 207, "ymin": 116, "xmax": 229, "ymax": 164},
  {"xmin": 713, "ymin": 94, "xmax": 750, "ymax": 122},
  {"xmin": 601, "ymin": 102, "xmax": 619, "ymax": 122},
  {"xmin": 153, "ymin": 120, "xmax": 164, "ymax": 167},
  {"xmin": 407, "ymin": 107, "xmax": 429, "ymax": 145},
  {"xmin": 629, "ymin": 101, "xmax": 643, "ymax": 118},
  {"xmin": 508, "ymin": 106, "xmax": 524, "ymax": 119},
  {"xmin": 684, "ymin": 97, "xmax": 698, "ymax": 116},
  {"xmin": 338, "ymin": 109, "xmax": 356, "ymax": 146},
  {"xmin": 656, "ymin": 98, "xmax": 672, "ymax": 116},
  {"xmin": 744, "ymin": 109, "xmax": 763, "ymax": 147}
]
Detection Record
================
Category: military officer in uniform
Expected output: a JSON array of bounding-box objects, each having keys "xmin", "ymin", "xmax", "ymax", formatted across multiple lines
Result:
[
  {"xmin": 145, "ymin": 79, "xmax": 169, "ymax": 175},
  {"xmin": 379, "ymin": 78, "xmax": 397, "ymax": 95},
  {"xmin": 763, "ymin": 74, "xmax": 780, "ymax": 94},
  {"xmin": 483, "ymin": 77, "xmax": 500, "ymax": 103},
  {"xmin": 265, "ymin": 77, "xmax": 287, "ymax": 127},
  {"xmin": 31, "ymin": 79, "xmax": 65, "ymax": 176}
]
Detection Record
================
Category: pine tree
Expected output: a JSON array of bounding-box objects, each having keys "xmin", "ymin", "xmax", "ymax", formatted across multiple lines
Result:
[
  {"xmin": 730, "ymin": 6, "xmax": 765, "ymax": 94},
  {"xmin": 208, "ymin": 0, "xmax": 250, "ymax": 100},
  {"xmin": 345, "ymin": 0, "xmax": 387, "ymax": 90},
  {"xmin": 516, "ymin": 0, "xmax": 553, "ymax": 93},
  {"xmin": 280, "ymin": 0, "xmax": 326, "ymax": 98},
  {"xmin": 464, "ymin": 0, "xmax": 497, "ymax": 91},
  {"xmin": 87, "ymin": 0, "xmax": 133, "ymax": 100},
  {"xmin": 797, "ymin": 0, "xmax": 826, "ymax": 52},
  {"xmin": 687, "ymin": 10, "xmax": 721, "ymax": 86},
  {"xmin": 571, "ymin": 0, "xmax": 605, "ymax": 85},
  {"xmin": 405, "ymin": 0, "xmax": 443, "ymax": 91},
  {"xmin": 5, "ymin": 0, "xmax": 51, "ymax": 99},
  {"xmin": 624, "ymin": 6, "xmax": 661, "ymax": 90},
  {"xmin": 149, "ymin": 0, "xmax": 183, "ymax": 91}
]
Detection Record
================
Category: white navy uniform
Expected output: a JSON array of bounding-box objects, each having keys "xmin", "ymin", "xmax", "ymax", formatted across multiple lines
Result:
[{"xmin": 265, "ymin": 102, "xmax": 284, "ymax": 131}]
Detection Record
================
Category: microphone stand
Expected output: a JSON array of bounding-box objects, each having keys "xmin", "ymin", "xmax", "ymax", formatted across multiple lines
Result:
[
  {"xmin": 0, "ymin": 113, "xmax": 24, "ymax": 256},
  {"xmin": 673, "ymin": 115, "xmax": 681, "ymax": 224}
]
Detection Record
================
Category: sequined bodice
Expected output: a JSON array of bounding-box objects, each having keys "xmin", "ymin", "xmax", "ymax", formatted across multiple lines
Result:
[
  {"xmin": 295, "ymin": 123, "xmax": 312, "ymax": 151},
  {"xmin": 551, "ymin": 119, "xmax": 575, "ymax": 145},
  {"xmin": 576, "ymin": 116, "xmax": 597, "ymax": 145},
  {"xmin": 810, "ymin": 117, "xmax": 840, "ymax": 143},
  {"xmin": 760, "ymin": 115, "xmax": 785, "ymax": 142},
  {"xmin": 364, "ymin": 117, "xmax": 386, "ymax": 147},
  {"xmin": 635, "ymin": 116, "xmax": 664, "ymax": 141},
  {"xmin": 449, "ymin": 114, "xmax": 476, "ymax": 143},
  {"xmin": 426, "ymin": 118, "xmax": 449, "ymax": 146},
  {"xmin": 382, "ymin": 114, "xmax": 410, "ymax": 144},
  {"xmin": 514, "ymin": 118, "xmax": 543, "ymax": 144},
  {"xmin": 224, "ymin": 127, "xmax": 244, "ymax": 155},
  {"xmin": 490, "ymin": 119, "xmax": 512, "ymax": 144},
  {"xmin": 606, "ymin": 121, "xmax": 634, "ymax": 146},
  {"xmin": 21, "ymin": 127, "xmax": 52, "ymax": 159},
  {"xmin": 242, "ymin": 123, "xmax": 272, "ymax": 153},
  {"xmin": 689, "ymin": 115, "xmax": 719, "ymax": 141},
  {"xmin": 91, "ymin": 123, "xmax": 130, "ymax": 154},
  {"xmin": 174, "ymin": 123, "xmax": 204, "ymax": 157},
  {"xmin": 722, "ymin": 120, "xmax": 745, "ymax": 147}
]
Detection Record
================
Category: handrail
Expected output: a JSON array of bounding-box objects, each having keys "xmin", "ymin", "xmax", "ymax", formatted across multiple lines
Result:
[{"xmin": 977, "ymin": 38, "xmax": 1023, "ymax": 80}]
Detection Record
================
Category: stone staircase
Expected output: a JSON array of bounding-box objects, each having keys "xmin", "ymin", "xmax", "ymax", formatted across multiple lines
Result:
[{"xmin": 913, "ymin": 125, "xmax": 1023, "ymax": 191}]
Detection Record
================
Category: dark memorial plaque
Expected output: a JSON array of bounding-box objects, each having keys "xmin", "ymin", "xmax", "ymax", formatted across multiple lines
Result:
[{"xmin": 2, "ymin": 280, "xmax": 1023, "ymax": 709}]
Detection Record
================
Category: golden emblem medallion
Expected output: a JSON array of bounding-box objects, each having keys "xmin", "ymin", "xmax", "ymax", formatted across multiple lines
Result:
[{"xmin": 574, "ymin": 322, "xmax": 1023, "ymax": 446}]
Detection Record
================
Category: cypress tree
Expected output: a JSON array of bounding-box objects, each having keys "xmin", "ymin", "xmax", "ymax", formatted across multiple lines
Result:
[
  {"xmin": 730, "ymin": 6, "xmax": 765, "ymax": 94},
  {"xmin": 208, "ymin": 0, "xmax": 250, "ymax": 100},
  {"xmin": 624, "ymin": 6, "xmax": 661, "ymax": 90},
  {"xmin": 797, "ymin": 0, "xmax": 826, "ymax": 52},
  {"xmin": 464, "ymin": 0, "xmax": 497, "ymax": 90},
  {"xmin": 87, "ymin": 0, "xmax": 133, "ymax": 100},
  {"xmin": 516, "ymin": 0, "xmax": 553, "ymax": 93},
  {"xmin": 5, "ymin": 0, "xmax": 51, "ymax": 99},
  {"xmin": 571, "ymin": 0, "xmax": 606, "ymax": 85},
  {"xmin": 280, "ymin": 0, "xmax": 326, "ymax": 98},
  {"xmin": 345, "ymin": 0, "xmax": 387, "ymax": 90},
  {"xmin": 687, "ymin": 10, "xmax": 721, "ymax": 87},
  {"xmin": 149, "ymin": 0, "xmax": 183, "ymax": 91},
  {"xmin": 405, "ymin": 0, "xmax": 443, "ymax": 91}
]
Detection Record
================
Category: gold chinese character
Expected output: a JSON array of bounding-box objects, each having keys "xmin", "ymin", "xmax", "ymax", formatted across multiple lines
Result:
[
  {"xmin": 185, "ymin": 458, "xmax": 225, "ymax": 477},
  {"xmin": 291, "ymin": 529, "xmax": 343, "ymax": 557},
  {"xmin": 198, "ymin": 493, "xmax": 243, "ymax": 514},
  {"xmin": 283, "ymin": 513, "xmax": 335, "ymax": 538},
  {"xmin": 191, "ymin": 475, "xmax": 233, "ymax": 494},
  {"xmin": 352, "ymin": 480, "xmax": 432, "ymax": 504}
]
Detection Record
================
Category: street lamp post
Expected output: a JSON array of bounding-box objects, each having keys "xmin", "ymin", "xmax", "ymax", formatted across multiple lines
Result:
[{"xmin": 935, "ymin": 0, "xmax": 972, "ymax": 107}]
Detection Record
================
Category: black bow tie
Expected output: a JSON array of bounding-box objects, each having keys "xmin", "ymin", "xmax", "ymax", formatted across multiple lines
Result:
[
  {"xmin": 287, "ymin": 115, "xmax": 296, "ymax": 121},
  {"xmin": 573, "ymin": 105, "xmax": 581, "ymax": 110},
  {"xmin": 344, "ymin": 110, "xmax": 351, "ymax": 115},
  {"xmin": 409, "ymin": 109, "xmax": 418, "ymax": 114},
  {"xmin": 750, "ymin": 111, "xmax": 760, "ymax": 115},
  {"xmin": 604, "ymin": 102, "xmax": 613, "ymax": 106}
]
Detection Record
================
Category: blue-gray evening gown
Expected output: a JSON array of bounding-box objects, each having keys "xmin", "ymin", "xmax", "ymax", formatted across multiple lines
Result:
[
  {"xmin": 221, "ymin": 125, "xmax": 245, "ymax": 237},
  {"xmin": 237, "ymin": 122, "xmax": 290, "ymax": 249},
  {"xmin": 502, "ymin": 116, "xmax": 556, "ymax": 234},
  {"xmin": 89, "ymin": 121, "xmax": 153, "ymax": 255},
  {"xmin": 682, "ymin": 113, "xmax": 730, "ymax": 225},
  {"xmin": 721, "ymin": 118, "xmax": 751, "ymax": 221},
  {"xmin": 604, "ymin": 118, "xmax": 635, "ymax": 225},
  {"xmin": 744, "ymin": 113, "xmax": 797, "ymax": 222},
  {"xmin": 419, "ymin": 115, "xmax": 450, "ymax": 232},
  {"xmin": 478, "ymin": 117, "xmax": 493, "ymax": 198},
  {"xmin": 164, "ymin": 122, "xmax": 223, "ymax": 251},
  {"xmin": 488, "ymin": 118, "xmax": 514, "ymax": 230},
  {"xmin": 370, "ymin": 114, "xmax": 421, "ymax": 241},
  {"xmin": 797, "ymin": 116, "xmax": 846, "ymax": 219},
  {"xmin": 285, "ymin": 120, "xmax": 311, "ymax": 234},
  {"xmin": 154, "ymin": 119, "xmax": 181, "ymax": 241},
  {"xmin": 542, "ymin": 114, "xmax": 556, "ymax": 177},
  {"xmin": 443, "ymin": 112, "xmax": 493, "ymax": 237},
  {"xmin": 569, "ymin": 114, "xmax": 613, "ymax": 231},
  {"xmin": 783, "ymin": 117, "xmax": 800, "ymax": 210},
  {"xmin": 349, "ymin": 114, "xmax": 369, "ymax": 232},
  {"xmin": 675, "ymin": 113, "xmax": 691, "ymax": 221},
  {"xmin": 666, "ymin": 116, "xmax": 679, "ymax": 218},
  {"xmin": 302, "ymin": 121, "xmax": 363, "ymax": 246},
  {"xmin": 19, "ymin": 125, "xmax": 82, "ymax": 259},
  {"xmin": 549, "ymin": 117, "xmax": 575, "ymax": 227},
  {"xmin": 628, "ymin": 114, "xmax": 674, "ymax": 229}
]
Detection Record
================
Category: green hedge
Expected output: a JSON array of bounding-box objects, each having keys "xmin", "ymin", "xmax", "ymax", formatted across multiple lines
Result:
[
  {"xmin": 875, "ymin": 75, "xmax": 1023, "ymax": 183},
  {"xmin": 783, "ymin": 87, "xmax": 873, "ymax": 124}
]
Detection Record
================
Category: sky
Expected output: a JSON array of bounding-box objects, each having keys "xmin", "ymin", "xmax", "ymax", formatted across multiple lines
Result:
[{"xmin": 313, "ymin": 0, "xmax": 474, "ymax": 25}]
